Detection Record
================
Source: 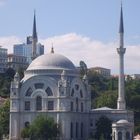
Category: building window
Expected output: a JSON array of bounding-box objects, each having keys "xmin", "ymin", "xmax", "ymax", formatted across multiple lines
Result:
[
  {"xmin": 36, "ymin": 96, "xmax": 42, "ymax": 110},
  {"xmin": 118, "ymin": 131, "xmax": 122, "ymax": 140},
  {"xmin": 25, "ymin": 122, "xmax": 30, "ymax": 128},
  {"xmin": 70, "ymin": 101, "xmax": 73, "ymax": 111},
  {"xmin": 34, "ymin": 83, "xmax": 44, "ymax": 89},
  {"xmin": 81, "ymin": 102, "xmax": 83, "ymax": 112},
  {"xmin": 48, "ymin": 101, "xmax": 54, "ymax": 110},
  {"xmin": 76, "ymin": 97, "xmax": 78, "ymax": 112},
  {"xmin": 71, "ymin": 88, "xmax": 74, "ymax": 97},
  {"xmin": 76, "ymin": 122, "xmax": 79, "ymax": 138},
  {"xmin": 25, "ymin": 101, "xmax": 30, "ymax": 110},
  {"xmin": 46, "ymin": 87, "xmax": 53, "ymax": 96},
  {"xmin": 25, "ymin": 87, "xmax": 33, "ymax": 96},
  {"xmin": 80, "ymin": 90, "xmax": 83, "ymax": 98},
  {"xmin": 81, "ymin": 122, "xmax": 83, "ymax": 138},
  {"xmin": 126, "ymin": 131, "xmax": 130, "ymax": 140},
  {"xmin": 70, "ymin": 122, "xmax": 73, "ymax": 138},
  {"xmin": 90, "ymin": 119, "xmax": 93, "ymax": 127},
  {"xmin": 75, "ymin": 84, "xmax": 79, "ymax": 90}
]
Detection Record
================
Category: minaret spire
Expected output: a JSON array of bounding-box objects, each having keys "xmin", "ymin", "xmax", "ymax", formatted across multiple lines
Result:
[
  {"xmin": 117, "ymin": 3, "xmax": 126, "ymax": 110},
  {"xmin": 32, "ymin": 10, "xmax": 38, "ymax": 60},
  {"xmin": 119, "ymin": 3, "xmax": 124, "ymax": 33}
]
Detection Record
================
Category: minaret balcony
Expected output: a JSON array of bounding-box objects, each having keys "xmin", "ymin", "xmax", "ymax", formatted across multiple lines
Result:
[{"xmin": 117, "ymin": 48, "xmax": 126, "ymax": 54}]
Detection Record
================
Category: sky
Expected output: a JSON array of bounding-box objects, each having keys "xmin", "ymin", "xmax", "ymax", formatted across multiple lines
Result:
[{"xmin": 0, "ymin": 0, "xmax": 140, "ymax": 74}]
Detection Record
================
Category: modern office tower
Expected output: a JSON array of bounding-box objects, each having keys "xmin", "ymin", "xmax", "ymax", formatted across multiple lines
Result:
[{"xmin": 0, "ymin": 46, "xmax": 7, "ymax": 73}]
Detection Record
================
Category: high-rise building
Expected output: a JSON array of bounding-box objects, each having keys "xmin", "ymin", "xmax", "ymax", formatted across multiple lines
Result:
[
  {"xmin": 0, "ymin": 46, "xmax": 7, "ymax": 73},
  {"xmin": 13, "ymin": 12, "xmax": 44, "ymax": 64}
]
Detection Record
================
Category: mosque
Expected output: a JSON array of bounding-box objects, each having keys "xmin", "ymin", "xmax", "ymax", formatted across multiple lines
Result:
[{"xmin": 9, "ymin": 6, "xmax": 134, "ymax": 140}]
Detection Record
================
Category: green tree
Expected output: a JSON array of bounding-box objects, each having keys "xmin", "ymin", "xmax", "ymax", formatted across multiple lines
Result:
[
  {"xmin": 94, "ymin": 116, "xmax": 112, "ymax": 140},
  {"xmin": 95, "ymin": 90, "xmax": 117, "ymax": 108},
  {"xmin": 21, "ymin": 115, "xmax": 59, "ymax": 140},
  {"xmin": 0, "ymin": 99, "xmax": 10, "ymax": 138}
]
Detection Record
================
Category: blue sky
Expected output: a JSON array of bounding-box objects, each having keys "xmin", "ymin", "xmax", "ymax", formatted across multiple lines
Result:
[{"xmin": 0, "ymin": 0, "xmax": 140, "ymax": 74}]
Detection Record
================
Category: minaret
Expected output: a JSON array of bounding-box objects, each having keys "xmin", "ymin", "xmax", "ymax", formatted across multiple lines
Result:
[
  {"xmin": 32, "ymin": 11, "xmax": 38, "ymax": 60},
  {"xmin": 117, "ymin": 4, "xmax": 126, "ymax": 110}
]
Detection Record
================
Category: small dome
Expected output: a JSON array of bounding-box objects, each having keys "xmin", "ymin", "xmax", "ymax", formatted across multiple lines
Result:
[
  {"xmin": 27, "ymin": 53, "xmax": 76, "ymax": 71},
  {"xmin": 117, "ymin": 119, "xmax": 129, "ymax": 124}
]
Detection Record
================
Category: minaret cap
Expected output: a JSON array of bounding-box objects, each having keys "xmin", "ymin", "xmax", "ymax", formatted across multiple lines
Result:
[
  {"xmin": 119, "ymin": 3, "xmax": 124, "ymax": 33},
  {"xmin": 32, "ymin": 10, "xmax": 38, "ymax": 40}
]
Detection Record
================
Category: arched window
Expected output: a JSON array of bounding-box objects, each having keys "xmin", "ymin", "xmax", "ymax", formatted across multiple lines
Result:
[
  {"xmin": 71, "ymin": 89, "xmax": 74, "ymax": 97},
  {"xmin": 70, "ymin": 101, "xmax": 73, "ymax": 111},
  {"xmin": 70, "ymin": 122, "xmax": 73, "ymax": 138},
  {"xmin": 80, "ymin": 90, "xmax": 83, "ymax": 98},
  {"xmin": 46, "ymin": 87, "xmax": 53, "ymax": 96},
  {"xmin": 118, "ymin": 131, "xmax": 122, "ymax": 140},
  {"xmin": 25, "ymin": 122, "xmax": 30, "ymax": 128},
  {"xmin": 81, "ymin": 122, "xmax": 83, "ymax": 138},
  {"xmin": 76, "ymin": 97, "xmax": 78, "ymax": 112},
  {"xmin": 76, "ymin": 122, "xmax": 79, "ymax": 138},
  {"xmin": 126, "ymin": 131, "xmax": 130, "ymax": 140},
  {"xmin": 36, "ymin": 96, "xmax": 42, "ymax": 110},
  {"xmin": 81, "ymin": 102, "xmax": 83, "ymax": 112},
  {"xmin": 25, "ymin": 87, "xmax": 33, "ymax": 96}
]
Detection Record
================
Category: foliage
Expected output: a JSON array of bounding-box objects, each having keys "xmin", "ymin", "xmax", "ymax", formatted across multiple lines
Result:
[
  {"xmin": 0, "ymin": 99, "xmax": 10, "ymax": 138},
  {"xmin": 95, "ymin": 90, "xmax": 117, "ymax": 108},
  {"xmin": 21, "ymin": 115, "xmax": 59, "ymax": 140},
  {"xmin": 94, "ymin": 116, "xmax": 112, "ymax": 140}
]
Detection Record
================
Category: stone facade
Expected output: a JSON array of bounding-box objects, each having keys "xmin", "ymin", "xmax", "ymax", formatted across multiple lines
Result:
[{"xmin": 9, "ymin": 53, "xmax": 134, "ymax": 140}]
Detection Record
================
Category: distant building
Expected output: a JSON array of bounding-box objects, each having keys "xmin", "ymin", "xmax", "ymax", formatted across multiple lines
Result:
[
  {"xmin": 89, "ymin": 67, "xmax": 111, "ymax": 78},
  {"xmin": 13, "ymin": 12, "xmax": 44, "ymax": 64},
  {"xmin": 130, "ymin": 74, "xmax": 140, "ymax": 80},
  {"xmin": 7, "ymin": 54, "xmax": 28, "ymax": 71},
  {"xmin": 0, "ymin": 46, "xmax": 7, "ymax": 73},
  {"xmin": 14, "ymin": 38, "xmax": 44, "ymax": 64}
]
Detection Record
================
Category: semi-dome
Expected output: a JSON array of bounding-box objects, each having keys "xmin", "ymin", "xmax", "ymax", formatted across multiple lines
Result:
[
  {"xmin": 27, "ymin": 53, "xmax": 76, "ymax": 71},
  {"xmin": 117, "ymin": 119, "xmax": 129, "ymax": 124}
]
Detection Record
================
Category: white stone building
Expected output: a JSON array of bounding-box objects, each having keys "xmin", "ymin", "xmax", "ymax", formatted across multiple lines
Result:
[{"xmin": 9, "ymin": 5, "xmax": 134, "ymax": 140}]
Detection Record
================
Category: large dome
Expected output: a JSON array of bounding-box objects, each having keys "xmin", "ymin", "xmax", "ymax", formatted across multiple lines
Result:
[{"xmin": 27, "ymin": 53, "xmax": 76, "ymax": 71}]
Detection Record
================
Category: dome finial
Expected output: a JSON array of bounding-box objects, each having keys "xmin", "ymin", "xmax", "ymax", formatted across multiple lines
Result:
[{"xmin": 51, "ymin": 43, "xmax": 54, "ymax": 53}]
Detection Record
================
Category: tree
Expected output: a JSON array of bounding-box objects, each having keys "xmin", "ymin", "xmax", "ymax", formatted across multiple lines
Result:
[
  {"xmin": 0, "ymin": 99, "xmax": 10, "ymax": 138},
  {"xmin": 94, "ymin": 116, "xmax": 112, "ymax": 140},
  {"xmin": 95, "ymin": 90, "xmax": 117, "ymax": 108},
  {"xmin": 21, "ymin": 115, "xmax": 59, "ymax": 140}
]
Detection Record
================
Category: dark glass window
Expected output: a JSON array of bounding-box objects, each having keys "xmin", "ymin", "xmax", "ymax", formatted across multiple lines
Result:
[
  {"xmin": 90, "ymin": 119, "xmax": 93, "ymax": 127},
  {"xmin": 126, "ymin": 131, "xmax": 130, "ymax": 140},
  {"xmin": 48, "ymin": 101, "xmax": 54, "ymax": 110},
  {"xmin": 76, "ymin": 97, "xmax": 78, "ymax": 112},
  {"xmin": 80, "ymin": 90, "xmax": 83, "ymax": 98},
  {"xmin": 36, "ymin": 96, "xmax": 42, "ymax": 110},
  {"xmin": 75, "ymin": 84, "xmax": 79, "ymax": 90},
  {"xmin": 25, "ymin": 87, "xmax": 33, "ymax": 96},
  {"xmin": 70, "ymin": 122, "xmax": 73, "ymax": 138},
  {"xmin": 34, "ymin": 83, "xmax": 44, "ymax": 89},
  {"xmin": 46, "ymin": 87, "xmax": 53, "ymax": 96},
  {"xmin": 76, "ymin": 122, "xmax": 79, "ymax": 138},
  {"xmin": 25, "ymin": 122, "xmax": 30, "ymax": 128},
  {"xmin": 81, "ymin": 102, "xmax": 83, "ymax": 112},
  {"xmin": 81, "ymin": 123, "xmax": 83, "ymax": 138},
  {"xmin": 70, "ymin": 101, "xmax": 73, "ymax": 111},
  {"xmin": 118, "ymin": 132, "xmax": 122, "ymax": 140},
  {"xmin": 71, "ymin": 89, "xmax": 74, "ymax": 97},
  {"xmin": 25, "ymin": 101, "xmax": 30, "ymax": 110}
]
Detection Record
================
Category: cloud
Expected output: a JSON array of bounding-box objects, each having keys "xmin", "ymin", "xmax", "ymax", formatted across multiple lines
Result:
[
  {"xmin": 40, "ymin": 33, "xmax": 140, "ymax": 74},
  {"xmin": 1, "ymin": 33, "xmax": 140, "ymax": 74},
  {"xmin": 0, "ymin": 36, "xmax": 22, "ymax": 53}
]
